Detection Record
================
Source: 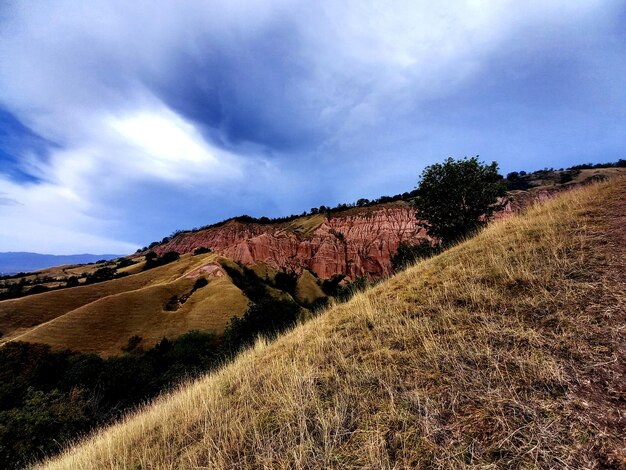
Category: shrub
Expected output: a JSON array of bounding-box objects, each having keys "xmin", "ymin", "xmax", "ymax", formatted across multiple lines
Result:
[
  {"xmin": 222, "ymin": 264, "xmax": 267, "ymax": 302},
  {"xmin": 392, "ymin": 240, "xmax": 440, "ymax": 272},
  {"xmin": 164, "ymin": 295, "xmax": 180, "ymax": 311},
  {"xmin": 121, "ymin": 335, "xmax": 142, "ymax": 352},
  {"xmin": 27, "ymin": 285, "xmax": 49, "ymax": 295},
  {"xmin": 321, "ymin": 274, "xmax": 346, "ymax": 296},
  {"xmin": 193, "ymin": 247, "xmax": 212, "ymax": 256},
  {"xmin": 222, "ymin": 299, "xmax": 301, "ymax": 352},
  {"xmin": 143, "ymin": 251, "xmax": 180, "ymax": 271},
  {"xmin": 85, "ymin": 267, "xmax": 117, "ymax": 284},
  {"xmin": 274, "ymin": 271, "xmax": 297, "ymax": 295},
  {"xmin": 116, "ymin": 258, "xmax": 136, "ymax": 268}
]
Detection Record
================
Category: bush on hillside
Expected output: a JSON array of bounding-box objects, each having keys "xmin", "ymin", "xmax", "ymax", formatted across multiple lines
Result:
[
  {"xmin": 392, "ymin": 240, "xmax": 440, "ymax": 272},
  {"xmin": 274, "ymin": 270, "xmax": 297, "ymax": 295},
  {"xmin": 321, "ymin": 274, "xmax": 346, "ymax": 296},
  {"xmin": 222, "ymin": 298, "xmax": 302, "ymax": 352},
  {"xmin": 221, "ymin": 264, "xmax": 268, "ymax": 302},
  {"xmin": 193, "ymin": 277, "xmax": 209, "ymax": 290},
  {"xmin": 85, "ymin": 267, "xmax": 117, "ymax": 284},
  {"xmin": 143, "ymin": 251, "xmax": 180, "ymax": 271},
  {"xmin": 121, "ymin": 335, "xmax": 143, "ymax": 353},
  {"xmin": 116, "ymin": 258, "xmax": 137, "ymax": 268}
]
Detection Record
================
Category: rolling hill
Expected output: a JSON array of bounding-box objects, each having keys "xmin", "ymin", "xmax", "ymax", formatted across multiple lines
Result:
[
  {"xmin": 40, "ymin": 177, "xmax": 625, "ymax": 468},
  {"xmin": 0, "ymin": 252, "xmax": 318, "ymax": 356}
]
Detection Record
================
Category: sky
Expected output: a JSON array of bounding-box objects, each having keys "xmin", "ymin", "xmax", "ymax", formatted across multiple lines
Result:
[{"xmin": 0, "ymin": 1, "xmax": 624, "ymax": 254}]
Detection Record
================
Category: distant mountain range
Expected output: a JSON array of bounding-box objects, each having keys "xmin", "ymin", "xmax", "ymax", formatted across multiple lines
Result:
[{"xmin": 0, "ymin": 252, "xmax": 123, "ymax": 275}]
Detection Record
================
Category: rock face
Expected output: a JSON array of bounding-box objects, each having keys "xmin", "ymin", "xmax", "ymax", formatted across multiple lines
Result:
[
  {"xmin": 156, "ymin": 203, "xmax": 427, "ymax": 279},
  {"xmin": 154, "ymin": 187, "xmax": 572, "ymax": 280}
]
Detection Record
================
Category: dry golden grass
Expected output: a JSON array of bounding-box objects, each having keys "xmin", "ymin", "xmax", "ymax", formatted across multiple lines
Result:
[
  {"xmin": 250, "ymin": 262, "xmax": 279, "ymax": 282},
  {"xmin": 40, "ymin": 179, "xmax": 626, "ymax": 468},
  {"xmin": 288, "ymin": 213, "xmax": 327, "ymax": 238},
  {"xmin": 3, "ymin": 253, "xmax": 249, "ymax": 355},
  {"xmin": 0, "ymin": 267, "xmax": 157, "ymax": 343}
]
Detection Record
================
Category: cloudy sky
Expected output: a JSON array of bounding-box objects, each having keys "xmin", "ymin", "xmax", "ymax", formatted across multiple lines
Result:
[{"xmin": 0, "ymin": 1, "xmax": 624, "ymax": 254}]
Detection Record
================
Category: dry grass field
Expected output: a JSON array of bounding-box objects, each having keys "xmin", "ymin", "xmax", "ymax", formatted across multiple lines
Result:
[
  {"xmin": 1, "ymin": 253, "xmax": 249, "ymax": 355},
  {"xmin": 40, "ymin": 178, "xmax": 625, "ymax": 468}
]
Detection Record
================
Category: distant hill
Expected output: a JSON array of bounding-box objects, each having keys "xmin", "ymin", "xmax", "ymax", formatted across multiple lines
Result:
[{"xmin": 0, "ymin": 252, "xmax": 123, "ymax": 275}]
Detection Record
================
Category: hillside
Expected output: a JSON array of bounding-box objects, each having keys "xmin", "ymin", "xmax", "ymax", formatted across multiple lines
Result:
[
  {"xmin": 0, "ymin": 253, "xmax": 251, "ymax": 355},
  {"xmin": 42, "ymin": 178, "xmax": 625, "ymax": 468}
]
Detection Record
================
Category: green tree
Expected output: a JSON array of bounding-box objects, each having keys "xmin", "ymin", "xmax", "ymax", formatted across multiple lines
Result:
[{"xmin": 414, "ymin": 156, "xmax": 507, "ymax": 244}]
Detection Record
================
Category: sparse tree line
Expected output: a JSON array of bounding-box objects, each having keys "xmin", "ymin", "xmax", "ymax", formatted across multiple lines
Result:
[
  {"xmin": 0, "ymin": 249, "xmax": 191, "ymax": 302},
  {"xmin": 390, "ymin": 157, "xmax": 625, "ymax": 271},
  {"xmin": 0, "ymin": 258, "xmax": 139, "ymax": 302}
]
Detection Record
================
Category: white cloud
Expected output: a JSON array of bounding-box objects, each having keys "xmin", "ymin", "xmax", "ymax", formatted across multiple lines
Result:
[
  {"xmin": 0, "ymin": 176, "xmax": 137, "ymax": 254},
  {"xmin": 105, "ymin": 105, "xmax": 243, "ymax": 183}
]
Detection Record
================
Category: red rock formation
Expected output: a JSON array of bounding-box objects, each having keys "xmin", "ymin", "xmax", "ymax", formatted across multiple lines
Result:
[
  {"xmin": 156, "ymin": 203, "xmax": 427, "ymax": 279},
  {"xmin": 155, "ymin": 186, "xmax": 574, "ymax": 279}
]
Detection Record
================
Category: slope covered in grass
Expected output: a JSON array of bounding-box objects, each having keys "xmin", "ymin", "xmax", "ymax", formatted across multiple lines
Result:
[
  {"xmin": 2, "ymin": 253, "xmax": 249, "ymax": 355},
  {"xmin": 43, "ymin": 179, "xmax": 625, "ymax": 468}
]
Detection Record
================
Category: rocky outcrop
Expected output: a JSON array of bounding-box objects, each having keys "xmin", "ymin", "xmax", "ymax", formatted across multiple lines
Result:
[
  {"xmin": 154, "ymin": 186, "xmax": 575, "ymax": 279},
  {"xmin": 156, "ymin": 203, "xmax": 426, "ymax": 279}
]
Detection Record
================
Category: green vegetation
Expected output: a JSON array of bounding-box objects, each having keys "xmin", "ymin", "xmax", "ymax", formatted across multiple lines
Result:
[
  {"xmin": 142, "ymin": 251, "xmax": 180, "ymax": 271},
  {"xmin": 221, "ymin": 264, "xmax": 269, "ymax": 302},
  {"xmin": 391, "ymin": 240, "xmax": 440, "ymax": 272},
  {"xmin": 0, "ymin": 333, "xmax": 214, "ymax": 468},
  {"xmin": 165, "ymin": 277, "xmax": 210, "ymax": 311},
  {"xmin": 321, "ymin": 274, "xmax": 371, "ymax": 302},
  {"xmin": 414, "ymin": 156, "xmax": 508, "ymax": 244},
  {"xmin": 84, "ymin": 267, "xmax": 117, "ymax": 284},
  {"xmin": 273, "ymin": 270, "xmax": 297, "ymax": 296}
]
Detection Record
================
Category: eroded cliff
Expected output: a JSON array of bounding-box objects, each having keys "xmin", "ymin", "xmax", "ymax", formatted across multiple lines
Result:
[{"xmin": 154, "ymin": 186, "xmax": 578, "ymax": 279}]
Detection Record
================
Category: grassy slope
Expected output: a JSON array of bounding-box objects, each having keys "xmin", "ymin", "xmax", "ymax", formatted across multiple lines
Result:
[
  {"xmin": 42, "ymin": 179, "xmax": 625, "ymax": 468},
  {"xmin": 295, "ymin": 269, "xmax": 326, "ymax": 303},
  {"xmin": 3, "ymin": 254, "xmax": 249, "ymax": 355},
  {"xmin": 0, "ymin": 265, "xmax": 158, "ymax": 342}
]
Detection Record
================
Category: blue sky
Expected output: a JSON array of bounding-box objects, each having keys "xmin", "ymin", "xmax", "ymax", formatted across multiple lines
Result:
[{"xmin": 0, "ymin": 1, "xmax": 624, "ymax": 254}]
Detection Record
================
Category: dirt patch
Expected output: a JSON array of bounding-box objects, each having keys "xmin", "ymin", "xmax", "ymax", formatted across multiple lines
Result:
[{"xmin": 186, "ymin": 263, "xmax": 224, "ymax": 279}]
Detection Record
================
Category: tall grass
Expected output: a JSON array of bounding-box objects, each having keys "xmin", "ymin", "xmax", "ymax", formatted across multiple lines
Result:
[{"xmin": 41, "ymin": 179, "xmax": 625, "ymax": 469}]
